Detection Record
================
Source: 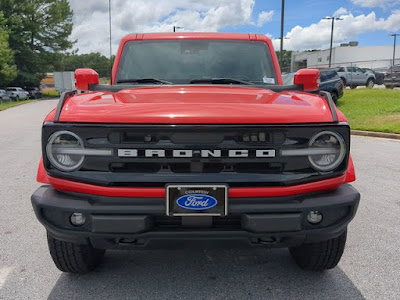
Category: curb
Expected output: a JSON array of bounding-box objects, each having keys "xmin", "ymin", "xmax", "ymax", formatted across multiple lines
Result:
[{"xmin": 351, "ymin": 130, "xmax": 400, "ymax": 140}]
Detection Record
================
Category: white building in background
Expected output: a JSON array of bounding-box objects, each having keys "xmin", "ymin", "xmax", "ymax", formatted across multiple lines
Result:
[{"xmin": 291, "ymin": 42, "xmax": 399, "ymax": 72}]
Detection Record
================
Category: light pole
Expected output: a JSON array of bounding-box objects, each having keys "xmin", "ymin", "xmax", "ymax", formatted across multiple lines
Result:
[
  {"xmin": 390, "ymin": 34, "xmax": 399, "ymax": 66},
  {"xmin": 173, "ymin": 26, "xmax": 183, "ymax": 32},
  {"xmin": 323, "ymin": 17, "xmax": 343, "ymax": 68},
  {"xmin": 279, "ymin": 0, "xmax": 285, "ymax": 69},
  {"xmin": 109, "ymin": 0, "xmax": 112, "ymax": 78},
  {"xmin": 389, "ymin": 33, "xmax": 399, "ymax": 86}
]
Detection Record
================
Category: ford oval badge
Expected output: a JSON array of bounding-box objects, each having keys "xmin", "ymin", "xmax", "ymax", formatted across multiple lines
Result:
[{"xmin": 176, "ymin": 194, "xmax": 218, "ymax": 210}]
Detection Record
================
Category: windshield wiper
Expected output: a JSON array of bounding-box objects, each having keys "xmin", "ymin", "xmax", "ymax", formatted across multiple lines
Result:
[
  {"xmin": 116, "ymin": 78, "xmax": 173, "ymax": 84},
  {"xmin": 189, "ymin": 78, "xmax": 254, "ymax": 85}
]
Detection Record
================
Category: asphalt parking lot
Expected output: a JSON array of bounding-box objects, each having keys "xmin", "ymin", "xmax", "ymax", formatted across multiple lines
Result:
[{"xmin": 0, "ymin": 100, "xmax": 399, "ymax": 300}]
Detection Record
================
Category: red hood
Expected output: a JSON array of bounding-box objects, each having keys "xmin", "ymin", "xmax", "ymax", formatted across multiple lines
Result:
[{"xmin": 54, "ymin": 86, "xmax": 342, "ymax": 124}]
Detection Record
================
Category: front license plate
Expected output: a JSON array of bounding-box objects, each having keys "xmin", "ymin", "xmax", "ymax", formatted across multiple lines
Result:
[{"xmin": 166, "ymin": 184, "xmax": 228, "ymax": 216}]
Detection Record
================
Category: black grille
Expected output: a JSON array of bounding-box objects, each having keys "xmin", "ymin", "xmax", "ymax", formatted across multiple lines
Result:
[
  {"xmin": 42, "ymin": 123, "xmax": 350, "ymax": 187},
  {"xmin": 110, "ymin": 130, "xmax": 285, "ymax": 145}
]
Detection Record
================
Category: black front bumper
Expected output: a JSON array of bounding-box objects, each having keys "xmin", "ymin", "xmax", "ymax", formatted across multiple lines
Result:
[{"xmin": 31, "ymin": 184, "xmax": 360, "ymax": 249}]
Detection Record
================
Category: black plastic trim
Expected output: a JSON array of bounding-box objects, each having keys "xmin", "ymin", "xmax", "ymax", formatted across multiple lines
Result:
[
  {"xmin": 88, "ymin": 83, "xmax": 305, "ymax": 93},
  {"xmin": 318, "ymin": 90, "xmax": 338, "ymax": 123},
  {"xmin": 31, "ymin": 184, "xmax": 360, "ymax": 247},
  {"xmin": 54, "ymin": 91, "xmax": 76, "ymax": 123}
]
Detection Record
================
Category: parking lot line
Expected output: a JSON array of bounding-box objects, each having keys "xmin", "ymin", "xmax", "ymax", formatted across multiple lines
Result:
[{"xmin": 0, "ymin": 266, "xmax": 13, "ymax": 289}]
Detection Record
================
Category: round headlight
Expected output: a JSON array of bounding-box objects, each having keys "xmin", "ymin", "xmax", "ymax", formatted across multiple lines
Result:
[
  {"xmin": 46, "ymin": 131, "xmax": 84, "ymax": 171},
  {"xmin": 308, "ymin": 131, "xmax": 345, "ymax": 171}
]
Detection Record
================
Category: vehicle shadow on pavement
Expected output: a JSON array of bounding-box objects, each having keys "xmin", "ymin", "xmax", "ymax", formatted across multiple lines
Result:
[{"xmin": 48, "ymin": 247, "xmax": 365, "ymax": 300}]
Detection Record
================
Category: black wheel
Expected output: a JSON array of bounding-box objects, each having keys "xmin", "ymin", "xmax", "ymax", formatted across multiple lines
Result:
[
  {"xmin": 330, "ymin": 92, "xmax": 338, "ymax": 104},
  {"xmin": 289, "ymin": 230, "xmax": 347, "ymax": 271},
  {"xmin": 47, "ymin": 233, "xmax": 105, "ymax": 274},
  {"xmin": 366, "ymin": 78, "xmax": 375, "ymax": 88},
  {"xmin": 16, "ymin": 95, "xmax": 20, "ymax": 101},
  {"xmin": 340, "ymin": 78, "xmax": 346, "ymax": 86}
]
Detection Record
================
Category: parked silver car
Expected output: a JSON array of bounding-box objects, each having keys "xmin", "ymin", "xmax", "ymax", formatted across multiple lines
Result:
[
  {"xmin": 5, "ymin": 87, "xmax": 29, "ymax": 100},
  {"xmin": 0, "ymin": 89, "xmax": 10, "ymax": 103},
  {"xmin": 335, "ymin": 66, "xmax": 376, "ymax": 88}
]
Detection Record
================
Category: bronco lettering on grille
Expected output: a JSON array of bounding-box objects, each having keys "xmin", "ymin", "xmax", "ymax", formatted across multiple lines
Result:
[{"xmin": 117, "ymin": 149, "xmax": 276, "ymax": 158}]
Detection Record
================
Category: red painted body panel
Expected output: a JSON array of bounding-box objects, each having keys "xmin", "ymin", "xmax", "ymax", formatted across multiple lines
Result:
[
  {"xmin": 37, "ymin": 157, "xmax": 356, "ymax": 198},
  {"xmin": 36, "ymin": 158, "xmax": 49, "ymax": 183},
  {"xmin": 345, "ymin": 155, "xmax": 356, "ymax": 182},
  {"xmin": 294, "ymin": 69, "xmax": 320, "ymax": 91},
  {"xmin": 45, "ymin": 174, "xmax": 347, "ymax": 198},
  {"xmin": 56, "ymin": 86, "xmax": 337, "ymax": 124},
  {"xmin": 75, "ymin": 68, "xmax": 99, "ymax": 90}
]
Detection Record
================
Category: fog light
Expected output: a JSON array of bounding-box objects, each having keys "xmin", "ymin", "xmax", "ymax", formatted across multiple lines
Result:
[
  {"xmin": 70, "ymin": 213, "xmax": 85, "ymax": 226},
  {"xmin": 307, "ymin": 211, "xmax": 323, "ymax": 224}
]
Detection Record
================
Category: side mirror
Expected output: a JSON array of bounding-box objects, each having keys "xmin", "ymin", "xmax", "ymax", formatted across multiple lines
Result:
[
  {"xmin": 294, "ymin": 69, "xmax": 320, "ymax": 92},
  {"xmin": 75, "ymin": 68, "xmax": 99, "ymax": 91}
]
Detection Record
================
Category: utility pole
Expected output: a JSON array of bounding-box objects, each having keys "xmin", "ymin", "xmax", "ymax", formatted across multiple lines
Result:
[
  {"xmin": 323, "ymin": 17, "xmax": 343, "ymax": 68},
  {"xmin": 173, "ymin": 26, "xmax": 183, "ymax": 32},
  {"xmin": 109, "ymin": 0, "xmax": 112, "ymax": 79},
  {"xmin": 279, "ymin": 0, "xmax": 285, "ymax": 70},
  {"xmin": 389, "ymin": 33, "xmax": 399, "ymax": 86},
  {"xmin": 390, "ymin": 34, "xmax": 399, "ymax": 66}
]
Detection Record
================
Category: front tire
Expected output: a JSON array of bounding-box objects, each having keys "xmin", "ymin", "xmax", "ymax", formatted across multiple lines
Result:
[
  {"xmin": 366, "ymin": 78, "xmax": 375, "ymax": 88},
  {"xmin": 47, "ymin": 234, "xmax": 105, "ymax": 274},
  {"xmin": 289, "ymin": 230, "xmax": 347, "ymax": 271},
  {"xmin": 330, "ymin": 91, "xmax": 338, "ymax": 104}
]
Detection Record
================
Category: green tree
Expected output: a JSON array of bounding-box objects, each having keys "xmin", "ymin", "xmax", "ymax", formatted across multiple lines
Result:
[
  {"xmin": 0, "ymin": 0, "xmax": 74, "ymax": 86},
  {"xmin": 53, "ymin": 52, "xmax": 112, "ymax": 78},
  {"xmin": 0, "ymin": 12, "xmax": 17, "ymax": 86},
  {"xmin": 276, "ymin": 50, "xmax": 293, "ymax": 73}
]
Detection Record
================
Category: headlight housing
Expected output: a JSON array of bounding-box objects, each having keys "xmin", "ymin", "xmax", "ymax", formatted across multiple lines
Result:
[
  {"xmin": 46, "ymin": 131, "xmax": 85, "ymax": 171},
  {"xmin": 308, "ymin": 131, "xmax": 346, "ymax": 171}
]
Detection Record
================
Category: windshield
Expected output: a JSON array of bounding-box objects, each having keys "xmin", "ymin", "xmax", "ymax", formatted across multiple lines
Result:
[{"xmin": 116, "ymin": 40, "xmax": 277, "ymax": 85}]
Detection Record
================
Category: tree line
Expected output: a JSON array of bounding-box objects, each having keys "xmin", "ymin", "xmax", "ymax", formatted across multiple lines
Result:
[{"xmin": 0, "ymin": 0, "xmax": 111, "ymax": 87}]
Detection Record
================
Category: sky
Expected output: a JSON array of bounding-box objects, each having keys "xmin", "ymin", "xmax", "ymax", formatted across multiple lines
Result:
[{"xmin": 68, "ymin": 0, "xmax": 400, "ymax": 56}]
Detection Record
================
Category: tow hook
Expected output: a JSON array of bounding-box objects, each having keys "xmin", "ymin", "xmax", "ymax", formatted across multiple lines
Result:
[
  {"xmin": 259, "ymin": 237, "xmax": 277, "ymax": 245},
  {"xmin": 117, "ymin": 238, "xmax": 145, "ymax": 246}
]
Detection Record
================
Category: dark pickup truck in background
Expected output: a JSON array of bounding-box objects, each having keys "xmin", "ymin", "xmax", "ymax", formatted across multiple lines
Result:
[
  {"xmin": 282, "ymin": 68, "xmax": 343, "ymax": 103},
  {"xmin": 362, "ymin": 68, "xmax": 384, "ymax": 85},
  {"xmin": 384, "ymin": 65, "xmax": 400, "ymax": 89},
  {"xmin": 317, "ymin": 68, "xmax": 344, "ymax": 104}
]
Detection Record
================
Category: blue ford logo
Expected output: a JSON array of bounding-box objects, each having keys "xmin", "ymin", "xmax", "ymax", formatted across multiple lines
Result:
[{"xmin": 176, "ymin": 194, "xmax": 218, "ymax": 210}]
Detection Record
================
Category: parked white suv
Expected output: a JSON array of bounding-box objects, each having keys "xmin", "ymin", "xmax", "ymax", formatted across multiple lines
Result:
[
  {"xmin": 335, "ymin": 66, "xmax": 376, "ymax": 88},
  {"xmin": 0, "ymin": 89, "xmax": 10, "ymax": 103},
  {"xmin": 5, "ymin": 87, "xmax": 29, "ymax": 100}
]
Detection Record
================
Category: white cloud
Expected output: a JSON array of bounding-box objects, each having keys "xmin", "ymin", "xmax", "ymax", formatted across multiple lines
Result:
[
  {"xmin": 272, "ymin": 10, "xmax": 400, "ymax": 51},
  {"xmin": 257, "ymin": 10, "xmax": 274, "ymax": 27},
  {"xmin": 333, "ymin": 7, "xmax": 348, "ymax": 17},
  {"xmin": 351, "ymin": 0, "xmax": 398, "ymax": 8},
  {"xmin": 68, "ymin": 0, "xmax": 275, "ymax": 55}
]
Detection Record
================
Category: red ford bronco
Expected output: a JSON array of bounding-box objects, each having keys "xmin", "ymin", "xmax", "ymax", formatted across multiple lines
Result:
[{"xmin": 31, "ymin": 33, "xmax": 360, "ymax": 274}]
